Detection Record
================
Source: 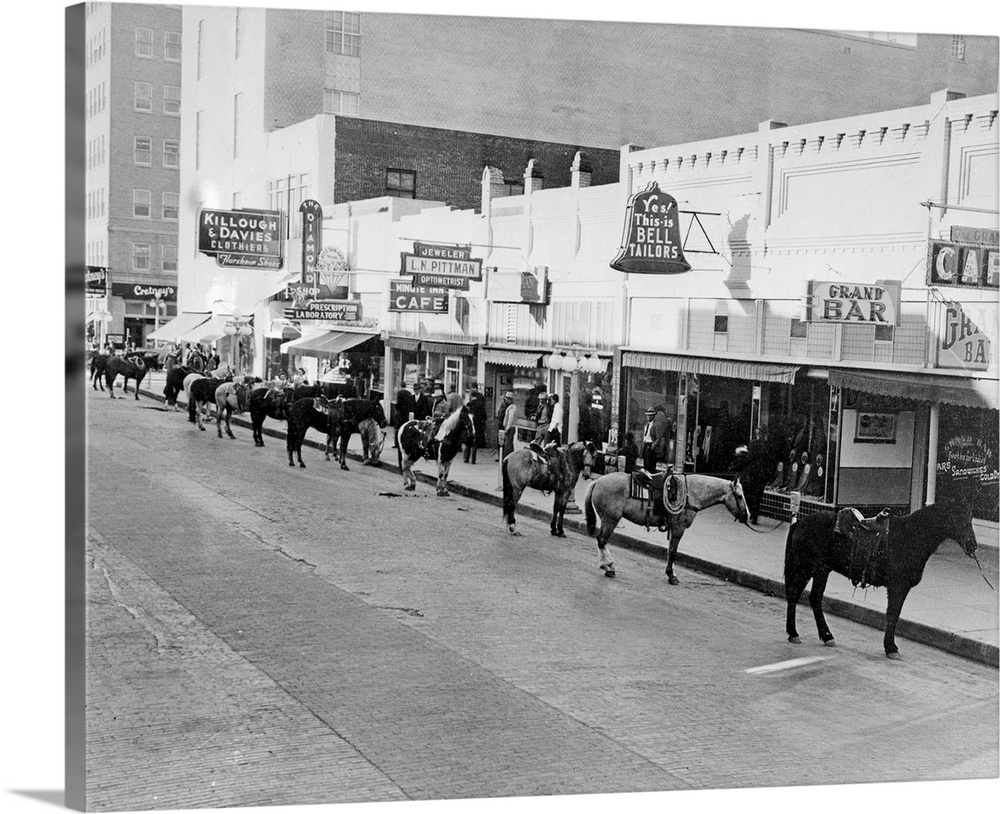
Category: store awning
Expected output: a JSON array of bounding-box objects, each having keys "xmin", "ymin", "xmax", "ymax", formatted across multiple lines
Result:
[
  {"xmin": 480, "ymin": 347, "xmax": 544, "ymax": 368},
  {"xmin": 281, "ymin": 330, "xmax": 376, "ymax": 356},
  {"xmin": 176, "ymin": 314, "xmax": 230, "ymax": 345},
  {"xmin": 265, "ymin": 302, "xmax": 300, "ymax": 339},
  {"xmin": 147, "ymin": 312, "xmax": 212, "ymax": 343},
  {"xmin": 829, "ymin": 369, "xmax": 999, "ymax": 411},
  {"xmin": 421, "ymin": 340, "xmax": 476, "ymax": 356},
  {"xmin": 621, "ymin": 351, "xmax": 799, "ymax": 384},
  {"xmin": 386, "ymin": 335, "xmax": 421, "ymax": 351}
]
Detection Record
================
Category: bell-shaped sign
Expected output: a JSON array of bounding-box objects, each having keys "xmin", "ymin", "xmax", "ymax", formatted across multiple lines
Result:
[{"xmin": 610, "ymin": 181, "xmax": 691, "ymax": 274}]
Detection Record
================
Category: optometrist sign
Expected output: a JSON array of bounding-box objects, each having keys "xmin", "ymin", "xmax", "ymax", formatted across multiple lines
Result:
[
  {"xmin": 199, "ymin": 208, "xmax": 285, "ymax": 269},
  {"xmin": 610, "ymin": 181, "xmax": 691, "ymax": 274}
]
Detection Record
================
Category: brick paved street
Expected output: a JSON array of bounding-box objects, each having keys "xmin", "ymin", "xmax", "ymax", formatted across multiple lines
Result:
[{"xmin": 84, "ymin": 391, "xmax": 999, "ymax": 810}]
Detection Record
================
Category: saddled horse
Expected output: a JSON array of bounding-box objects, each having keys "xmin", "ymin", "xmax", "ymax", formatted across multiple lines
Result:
[
  {"xmin": 286, "ymin": 396, "xmax": 334, "ymax": 468},
  {"xmin": 163, "ymin": 366, "xmax": 192, "ymax": 409},
  {"xmin": 104, "ymin": 355, "xmax": 148, "ymax": 400},
  {"xmin": 189, "ymin": 376, "xmax": 228, "ymax": 430},
  {"xmin": 248, "ymin": 387, "xmax": 289, "ymax": 447},
  {"xmin": 125, "ymin": 349, "xmax": 163, "ymax": 372},
  {"xmin": 501, "ymin": 442, "xmax": 595, "ymax": 537},
  {"xmin": 213, "ymin": 379, "xmax": 252, "ymax": 439},
  {"xmin": 784, "ymin": 499, "xmax": 979, "ymax": 660},
  {"xmin": 584, "ymin": 472, "xmax": 750, "ymax": 582},
  {"xmin": 90, "ymin": 353, "xmax": 109, "ymax": 390},
  {"xmin": 290, "ymin": 381, "xmax": 357, "ymax": 402},
  {"xmin": 396, "ymin": 408, "xmax": 475, "ymax": 496},
  {"xmin": 327, "ymin": 398, "xmax": 388, "ymax": 470}
]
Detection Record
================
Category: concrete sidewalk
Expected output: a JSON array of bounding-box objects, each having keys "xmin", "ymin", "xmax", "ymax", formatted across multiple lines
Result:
[{"xmin": 133, "ymin": 372, "xmax": 998, "ymax": 667}]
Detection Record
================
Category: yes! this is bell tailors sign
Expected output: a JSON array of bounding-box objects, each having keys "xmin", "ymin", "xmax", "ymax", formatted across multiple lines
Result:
[
  {"xmin": 198, "ymin": 208, "xmax": 285, "ymax": 269},
  {"xmin": 610, "ymin": 182, "xmax": 691, "ymax": 274}
]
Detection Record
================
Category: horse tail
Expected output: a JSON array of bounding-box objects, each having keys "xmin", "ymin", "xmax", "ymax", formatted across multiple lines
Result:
[
  {"xmin": 501, "ymin": 456, "xmax": 515, "ymax": 523},
  {"xmin": 584, "ymin": 479, "xmax": 598, "ymax": 536}
]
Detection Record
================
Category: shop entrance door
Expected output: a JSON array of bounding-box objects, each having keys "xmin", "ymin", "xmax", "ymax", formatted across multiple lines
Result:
[{"xmin": 444, "ymin": 356, "xmax": 463, "ymax": 395}]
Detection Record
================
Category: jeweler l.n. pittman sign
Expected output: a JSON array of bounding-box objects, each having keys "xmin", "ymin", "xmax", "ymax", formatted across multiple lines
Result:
[{"xmin": 610, "ymin": 182, "xmax": 691, "ymax": 274}]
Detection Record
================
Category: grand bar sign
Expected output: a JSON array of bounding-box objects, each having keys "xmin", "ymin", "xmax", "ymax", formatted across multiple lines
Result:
[
  {"xmin": 198, "ymin": 208, "xmax": 284, "ymax": 269},
  {"xmin": 937, "ymin": 300, "xmax": 992, "ymax": 371},
  {"xmin": 610, "ymin": 181, "xmax": 691, "ymax": 274},
  {"xmin": 803, "ymin": 280, "xmax": 901, "ymax": 324}
]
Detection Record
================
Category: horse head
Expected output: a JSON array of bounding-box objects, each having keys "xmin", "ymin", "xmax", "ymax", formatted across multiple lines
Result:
[
  {"xmin": 580, "ymin": 441, "xmax": 598, "ymax": 480},
  {"xmin": 374, "ymin": 401, "xmax": 388, "ymax": 429},
  {"xmin": 728, "ymin": 476, "xmax": 751, "ymax": 524},
  {"xmin": 933, "ymin": 497, "xmax": 978, "ymax": 556}
]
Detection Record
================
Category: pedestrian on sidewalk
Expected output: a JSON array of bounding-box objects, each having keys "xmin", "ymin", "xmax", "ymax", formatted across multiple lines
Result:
[
  {"xmin": 641, "ymin": 407, "xmax": 659, "ymax": 471},
  {"xmin": 465, "ymin": 383, "xmax": 487, "ymax": 462},
  {"xmin": 498, "ymin": 391, "xmax": 516, "ymax": 462},
  {"xmin": 546, "ymin": 394, "xmax": 563, "ymax": 447}
]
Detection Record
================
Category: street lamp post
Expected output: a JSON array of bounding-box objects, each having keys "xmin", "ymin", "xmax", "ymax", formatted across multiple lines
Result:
[
  {"xmin": 222, "ymin": 305, "xmax": 254, "ymax": 373},
  {"xmin": 148, "ymin": 297, "xmax": 165, "ymax": 347}
]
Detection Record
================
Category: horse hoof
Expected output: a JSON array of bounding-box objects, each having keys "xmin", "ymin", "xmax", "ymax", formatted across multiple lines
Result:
[
  {"xmin": 788, "ymin": 636, "xmax": 801, "ymax": 644},
  {"xmin": 600, "ymin": 565, "xmax": 616, "ymax": 578},
  {"xmin": 199, "ymin": 426, "xmax": 206, "ymax": 431},
  {"xmin": 404, "ymin": 484, "xmax": 415, "ymax": 491},
  {"xmin": 437, "ymin": 490, "xmax": 449, "ymax": 497},
  {"xmin": 299, "ymin": 463, "xmax": 306, "ymax": 469},
  {"xmin": 508, "ymin": 528, "xmax": 521, "ymax": 537},
  {"xmin": 886, "ymin": 651, "xmax": 901, "ymax": 661},
  {"xmin": 824, "ymin": 639, "xmax": 837, "ymax": 648},
  {"xmin": 667, "ymin": 575, "xmax": 679, "ymax": 586},
  {"xmin": 288, "ymin": 462, "xmax": 294, "ymax": 467},
  {"xmin": 341, "ymin": 465, "xmax": 349, "ymax": 471}
]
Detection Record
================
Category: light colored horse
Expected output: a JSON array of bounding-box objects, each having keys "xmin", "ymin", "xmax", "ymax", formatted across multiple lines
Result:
[
  {"xmin": 213, "ymin": 378, "xmax": 251, "ymax": 438},
  {"xmin": 584, "ymin": 472, "xmax": 750, "ymax": 582},
  {"xmin": 501, "ymin": 442, "xmax": 595, "ymax": 537}
]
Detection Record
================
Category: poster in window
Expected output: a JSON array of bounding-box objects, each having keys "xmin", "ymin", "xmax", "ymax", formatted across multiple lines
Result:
[{"xmin": 854, "ymin": 411, "xmax": 896, "ymax": 443}]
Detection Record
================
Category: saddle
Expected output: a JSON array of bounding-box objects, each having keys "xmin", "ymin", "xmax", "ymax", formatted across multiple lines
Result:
[
  {"xmin": 527, "ymin": 442, "xmax": 561, "ymax": 492},
  {"xmin": 629, "ymin": 468, "xmax": 684, "ymax": 532},
  {"xmin": 835, "ymin": 507, "xmax": 890, "ymax": 588}
]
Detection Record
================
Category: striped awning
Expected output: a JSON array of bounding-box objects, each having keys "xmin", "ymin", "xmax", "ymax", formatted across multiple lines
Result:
[
  {"xmin": 480, "ymin": 347, "xmax": 544, "ymax": 368},
  {"xmin": 147, "ymin": 312, "xmax": 212, "ymax": 343},
  {"xmin": 421, "ymin": 340, "xmax": 475, "ymax": 356},
  {"xmin": 829, "ymin": 368, "xmax": 999, "ymax": 411},
  {"xmin": 281, "ymin": 330, "xmax": 376, "ymax": 356},
  {"xmin": 386, "ymin": 336, "xmax": 421, "ymax": 351},
  {"xmin": 622, "ymin": 351, "xmax": 799, "ymax": 384},
  {"xmin": 176, "ymin": 315, "xmax": 230, "ymax": 345}
]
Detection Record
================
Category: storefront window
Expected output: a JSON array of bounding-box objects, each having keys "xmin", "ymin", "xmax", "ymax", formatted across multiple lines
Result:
[{"xmin": 936, "ymin": 406, "xmax": 999, "ymax": 522}]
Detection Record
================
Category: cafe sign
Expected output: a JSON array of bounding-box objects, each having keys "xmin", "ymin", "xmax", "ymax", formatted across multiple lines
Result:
[
  {"xmin": 198, "ymin": 208, "xmax": 284, "ymax": 269},
  {"xmin": 926, "ymin": 240, "xmax": 999, "ymax": 290},
  {"xmin": 610, "ymin": 181, "xmax": 691, "ymax": 274},
  {"xmin": 937, "ymin": 300, "xmax": 992, "ymax": 371},
  {"xmin": 803, "ymin": 280, "xmax": 901, "ymax": 324},
  {"xmin": 389, "ymin": 280, "xmax": 450, "ymax": 313}
]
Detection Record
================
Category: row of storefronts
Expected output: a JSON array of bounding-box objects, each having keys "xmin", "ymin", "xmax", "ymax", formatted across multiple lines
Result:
[{"xmin": 156, "ymin": 89, "xmax": 998, "ymax": 538}]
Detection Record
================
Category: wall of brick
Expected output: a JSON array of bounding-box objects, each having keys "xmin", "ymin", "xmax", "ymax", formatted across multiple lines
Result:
[
  {"xmin": 332, "ymin": 118, "xmax": 620, "ymax": 212},
  {"xmin": 263, "ymin": 9, "xmax": 326, "ymax": 132}
]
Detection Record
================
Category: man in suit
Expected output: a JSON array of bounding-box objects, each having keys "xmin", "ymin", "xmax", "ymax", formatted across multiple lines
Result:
[
  {"xmin": 465, "ymin": 384, "xmax": 487, "ymax": 464},
  {"xmin": 499, "ymin": 391, "xmax": 516, "ymax": 462},
  {"xmin": 641, "ymin": 407, "xmax": 659, "ymax": 471},
  {"xmin": 412, "ymin": 382, "xmax": 432, "ymax": 421},
  {"xmin": 393, "ymin": 381, "xmax": 415, "ymax": 448}
]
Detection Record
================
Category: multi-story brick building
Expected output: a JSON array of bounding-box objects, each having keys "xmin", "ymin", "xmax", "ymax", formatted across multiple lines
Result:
[{"xmin": 85, "ymin": 1, "xmax": 182, "ymax": 348}]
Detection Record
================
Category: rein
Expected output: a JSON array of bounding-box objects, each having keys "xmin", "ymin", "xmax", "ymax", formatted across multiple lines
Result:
[{"xmin": 970, "ymin": 549, "xmax": 996, "ymax": 591}]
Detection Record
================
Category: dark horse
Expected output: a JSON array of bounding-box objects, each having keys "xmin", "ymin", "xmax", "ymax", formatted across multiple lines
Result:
[
  {"xmin": 327, "ymin": 398, "xmax": 387, "ymax": 470},
  {"xmin": 584, "ymin": 472, "xmax": 750, "ymax": 582},
  {"xmin": 163, "ymin": 366, "xmax": 192, "ymax": 409},
  {"xmin": 396, "ymin": 408, "xmax": 475, "ymax": 495},
  {"xmin": 90, "ymin": 353, "xmax": 109, "ymax": 390},
  {"xmin": 290, "ymin": 381, "xmax": 358, "ymax": 401},
  {"xmin": 188, "ymin": 376, "xmax": 227, "ymax": 430},
  {"xmin": 248, "ymin": 387, "xmax": 289, "ymax": 447},
  {"xmin": 784, "ymin": 499, "xmax": 978, "ymax": 659},
  {"xmin": 501, "ymin": 442, "xmax": 595, "ymax": 537},
  {"xmin": 104, "ymin": 355, "xmax": 148, "ymax": 400},
  {"xmin": 286, "ymin": 396, "xmax": 335, "ymax": 467}
]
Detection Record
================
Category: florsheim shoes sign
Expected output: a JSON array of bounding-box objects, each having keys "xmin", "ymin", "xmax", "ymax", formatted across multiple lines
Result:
[
  {"xmin": 610, "ymin": 181, "xmax": 691, "ymax": 274},
  {"xmin": 198, "ymin": 208, "xmax": 285, "ymax": 269}
]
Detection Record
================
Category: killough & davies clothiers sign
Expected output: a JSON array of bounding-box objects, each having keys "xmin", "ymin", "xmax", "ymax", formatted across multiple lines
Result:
[
  {"xmin": 198, "ymin": 208, "xmax": 285, "ymax": 269},
  {"xmin": 610, "ymin": 181, "xmax": 691, "ymax": 274}
]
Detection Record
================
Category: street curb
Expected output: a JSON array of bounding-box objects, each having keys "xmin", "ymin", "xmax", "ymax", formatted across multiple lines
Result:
[{"xmin": 139, "ymin": 385, "xmax": 999, "ymax": 668}]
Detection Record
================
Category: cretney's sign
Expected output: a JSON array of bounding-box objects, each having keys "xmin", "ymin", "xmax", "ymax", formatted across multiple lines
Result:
[
  {"xmin": 111, "ymin": 282, "xmax": 177, "ymax": 302},
  {"xmin": 610, "ymin": 182, "xmax": 691, "ymax": 274}
]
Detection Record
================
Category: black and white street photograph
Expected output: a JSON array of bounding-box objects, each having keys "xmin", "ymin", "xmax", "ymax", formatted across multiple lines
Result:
[{"xmin": 7, "ymin": 2, "xmax": 1000, "ymax": 814}]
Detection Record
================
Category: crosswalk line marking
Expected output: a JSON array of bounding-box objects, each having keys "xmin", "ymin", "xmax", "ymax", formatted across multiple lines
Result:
[{"xmin": 745, "ymin": 656, "xmax": 827, "ymax": 675}]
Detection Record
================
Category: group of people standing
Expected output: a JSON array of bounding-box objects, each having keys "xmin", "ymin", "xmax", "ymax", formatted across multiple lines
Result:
[
  {"xmin": 393, "ymin": 380, "xmax": 489, "ymax": 463},
  {"xmin": 164, "ymin": 343, "xmax": 221, "ymax": 376}
]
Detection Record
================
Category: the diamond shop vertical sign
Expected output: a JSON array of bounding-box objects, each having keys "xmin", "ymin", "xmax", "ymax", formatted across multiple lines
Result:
[
  {"xmin": 300, "ymin": 199, "xmax": 323, "ymax": 286},
  {"xmin": 610, "ymin": 181, "xmax": 691, "ymax": 274}
]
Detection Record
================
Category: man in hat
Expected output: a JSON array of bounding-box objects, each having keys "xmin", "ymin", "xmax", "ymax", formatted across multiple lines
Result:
[
  {"xmin": 412, "ymin": 381, "xmax": 432, "ymax": 421},
  {"xmin": 499, "ymin": 391, "xmax": 516, "ymax": 462},
  {"xmin": 393, "ymin": 380, "xmax": 415, "ymax": 448},
  {"xmin": 641, "ymin": 407, "xmax": 660, "ymax": 472},
  {"xmin": 465, "ymin": 383, "xmax": 487, "ymax": 463},
  {"xmin": 530, "ymin": 392, "xmax": 551, "ymax": 453}
]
